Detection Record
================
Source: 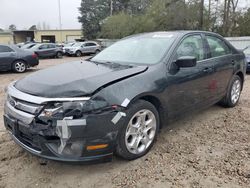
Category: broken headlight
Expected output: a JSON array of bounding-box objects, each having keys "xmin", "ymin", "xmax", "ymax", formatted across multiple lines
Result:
[{"xmin": 38, "ymin": 98, "xmax": 109, "ymax": 121}]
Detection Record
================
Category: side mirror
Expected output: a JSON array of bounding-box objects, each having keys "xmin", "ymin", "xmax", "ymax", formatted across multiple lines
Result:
[{"xmin": 175, "ymin": 56, "xmax": 196, "ymax": 68}]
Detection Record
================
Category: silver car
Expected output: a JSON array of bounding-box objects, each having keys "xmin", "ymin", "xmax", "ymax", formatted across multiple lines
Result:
[{"xmin": 63, "ymin": 41, "xmax": 101, "ymax": 57}]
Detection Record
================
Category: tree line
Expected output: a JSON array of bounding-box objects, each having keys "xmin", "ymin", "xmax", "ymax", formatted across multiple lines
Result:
[{"xmin": 78, "ymin": 0, "xmax": 250, "ymax": 39}]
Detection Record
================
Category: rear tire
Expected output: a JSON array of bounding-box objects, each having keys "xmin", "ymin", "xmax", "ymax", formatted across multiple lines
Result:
[
  {"xmin": 116, "ymin": 100, "xmax": 160, "ymax": 160},
  {"xmin": 95, "ymin": 49, "xmax": 101, "ymax": 55},
  {"xmin": 219, "ymin": 75, "xmax": 242, "ymax": 107},
  {"xmin": 56, "ymin": 51, "xmax": 63, "ymax": 58},
  {"xmin": 12, "ymin": 60, "xmax": 27, "ymax": 73}
]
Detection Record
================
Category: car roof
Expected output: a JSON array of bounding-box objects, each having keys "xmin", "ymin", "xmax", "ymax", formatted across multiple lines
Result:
[
  {"xmin": 83, "ymin": 41, "xmax": 98, "ymax": 44},
  {"xmin": 124, "ymin": 30, "xmax": 223, "ymax": 39}
]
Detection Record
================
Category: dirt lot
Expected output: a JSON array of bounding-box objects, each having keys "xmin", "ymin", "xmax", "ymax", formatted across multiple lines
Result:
[{"xmin": 0, "ymin": 57, "xmax": 250, "ymax": 188}]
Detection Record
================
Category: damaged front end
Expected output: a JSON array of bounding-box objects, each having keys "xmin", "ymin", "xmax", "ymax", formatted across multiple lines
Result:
[{"xmin": 4, "ymin": 83, "xmax": 123, "ymax": 162}]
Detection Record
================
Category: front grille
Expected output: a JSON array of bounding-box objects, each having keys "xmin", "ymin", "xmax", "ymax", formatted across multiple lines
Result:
[
  {"xmin": 18, "ymin": 131, "xmax": 42, "ymax": 152},
  {"xmin": 7, "ymin": 95, "xmax": 43, "ymax": 115}
]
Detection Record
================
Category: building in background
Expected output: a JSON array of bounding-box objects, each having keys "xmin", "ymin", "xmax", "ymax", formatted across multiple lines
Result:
[
  {"xmin": 0, "ymin": 29, "xmax": 83, "ymax": 44},
  {"xmin": 0, "ymin": 31, "xmax": 14, "ymax": 44},
  {"xmin": 34, "ymin": 29, "xmax": 82, "ymax": 43}
]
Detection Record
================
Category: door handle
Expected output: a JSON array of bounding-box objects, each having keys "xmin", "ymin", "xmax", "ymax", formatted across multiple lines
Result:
[{"xmin": 203, "ymin": 67, "xmax": 214, "ymax": 73}]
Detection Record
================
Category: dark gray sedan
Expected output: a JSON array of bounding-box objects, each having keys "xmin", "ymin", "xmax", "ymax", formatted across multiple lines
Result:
[
  {"xmin": 3, "ymin": 31, "xmax": 246, "ymax": 162},
  {"xmin": 0, "ymin": 44, "xmax": 39, "ymax": 73},
  {"xmin": 29, "ymin": 43, "xmax": 63, "ymax": 59}
]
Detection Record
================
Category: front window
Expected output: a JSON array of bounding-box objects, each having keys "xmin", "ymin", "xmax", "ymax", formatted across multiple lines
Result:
[
  {"xmin": 0, "ymin": 45, "xmax": 14, "ymax": 53},
  {"xmin": 175, "ymin": 35, "xmax": 205, "ymax": 61},
  {"xmin": 92, "ymin": 33, "xmax": 177, "ymax": 65},
  {"xmin": 72, "ymin": 43, "xmax": 83, "ymax": 47}
]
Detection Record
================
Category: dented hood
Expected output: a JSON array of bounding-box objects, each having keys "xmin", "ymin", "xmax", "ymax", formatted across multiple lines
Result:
[{"xmin": 15, "ymin": 61, "xmax": 147, "ymax": 98}]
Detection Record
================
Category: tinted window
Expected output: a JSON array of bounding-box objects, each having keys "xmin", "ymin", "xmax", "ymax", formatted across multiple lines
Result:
[
  {"xmin": 85, "ymin": 43, "xmax": 96, "ymax": 47},
  {"xmin": 175, "ymin": 35, "xmax": 205, "ymax": 61},
  {"xmin": 0, "ymin": 45, "xmax": 14, "ymax": 53},
  {"xmin": 206, "ymin": 35, "xmax": 231, "ymax": 57},
  {"xmin": 39, "ymin": 44, "xmax": 48, "ymax": 49},
  {"xmin": 48, "ymin": 44, "xmax": 56, "ymax": 48}
]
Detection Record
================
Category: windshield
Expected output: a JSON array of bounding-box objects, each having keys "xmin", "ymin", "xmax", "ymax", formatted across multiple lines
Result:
[
  {"xmin": 92, "ymin": 33, "xmax": 177, "ymax": 65},
  {"xmin": 72, "ymin": 43, "xmax": 83, "ymax": 47},
  {"xmin": 29, "ymin": 44, "xmax": 40, "ymax": 49},
  {"xmin": 21, "ymin": 43, "xmax": 36, "ymax": 49},
  {"xmin": 65, "ymin": 43, "xmax": 75, "ymax": 47}
]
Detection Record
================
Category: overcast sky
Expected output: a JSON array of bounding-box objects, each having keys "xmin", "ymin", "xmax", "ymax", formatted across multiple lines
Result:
[
  {"xmin": 0, "ymin": 0, "xmax": 249, "ymax": 30},
  {"xmin": 0, "ymin": 0, "xmax": 81, "ymax": 30}
]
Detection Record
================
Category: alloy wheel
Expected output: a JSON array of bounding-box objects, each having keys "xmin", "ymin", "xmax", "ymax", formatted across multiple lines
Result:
[
  {"xmin": 125, "ymin": 109, "xmax": 157, "ymax": 154},
  {"xmin": 76, "ymin": 51, "xmax": 81, "ymax": 57},
  {"xmin": 231, "ymin": 79, "xmax": 241, "ymax": 104},
  {"xmin": 14, "ymin": 61, "xmax": 26, "ymax": 72}
]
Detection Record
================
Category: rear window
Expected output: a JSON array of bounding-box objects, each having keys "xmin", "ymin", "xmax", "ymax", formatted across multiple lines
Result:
[
  {"xmin": 206, "ymin": 35, "xmax": 231, "ymax": 58},
  {"xmin": 0, "ymin": 45, "xmax": 14, "ymax": 53}
]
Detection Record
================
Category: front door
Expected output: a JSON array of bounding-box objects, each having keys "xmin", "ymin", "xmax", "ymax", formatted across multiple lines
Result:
[
  {"xmin": 166, "ymin": 34, "xmax": 217, "ymax": 117},
  {"xmin": 0, "ymin": 45, "xmax": 16, "ymax": 70}
]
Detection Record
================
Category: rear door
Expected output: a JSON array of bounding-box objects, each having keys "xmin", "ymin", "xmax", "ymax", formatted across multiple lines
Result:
[
  {"xmin": 37, "ymin": 44, "xmax": 49, "ymax": 57},
  {"xmin": 204, "ymin": 35, "xmax": 234, "ymax": 98},
  {"xmin": 47, "ymin": 44, "xmax": 57, "ymax": 57},
  {"xmin": 81, "ymin": 42, "xmax": 96, "ymax": 53},
  {"xmin": 0, "ymin": 45, "xmax": 16, "ymax": 70},
  {"xmin": 166, "ymin": 34, "xmax": 217, "ymax": 117},
  {"xmin": 86, "ymin": 42, "xmax": 97, "ymax": 53}
]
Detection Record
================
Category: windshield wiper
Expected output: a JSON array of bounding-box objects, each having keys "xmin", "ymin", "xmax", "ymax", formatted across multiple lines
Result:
[{"xmin": 89, "ymin": 60, "xmax": 133, "ymax": 68}]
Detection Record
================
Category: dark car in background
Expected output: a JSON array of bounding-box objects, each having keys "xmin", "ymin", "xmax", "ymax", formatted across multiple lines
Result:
[
  {"xmin": 29, "ymin": 43, "xmax": 63, "ymax": 59},
  {"xmin": 246, "ymin": 56, "xmax": 250, "ymax": 72},
  {"xmin": 0, "ymin": 44, "xmax": 39, "ymax": 73},
  {"xmin": 4, "ymin": 31, "xmax": 246, "ymax": 162},
  {"xmin": 242, "ymin": 46, "xmax": 250, "ymax": 72}
]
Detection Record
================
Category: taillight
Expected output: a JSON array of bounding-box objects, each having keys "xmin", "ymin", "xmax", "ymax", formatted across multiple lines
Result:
[{"xmin": 32, "ymin": 53, "xmax": 37, "ymax": 58}]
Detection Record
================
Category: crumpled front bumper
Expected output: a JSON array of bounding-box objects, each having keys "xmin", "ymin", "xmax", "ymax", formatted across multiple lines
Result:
[{"xmin": 4, "ymin": 106, "xmax": 121, "ymax": 162}]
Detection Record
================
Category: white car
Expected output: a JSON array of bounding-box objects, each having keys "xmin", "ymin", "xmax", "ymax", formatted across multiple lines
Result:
[{"xmin": 63, "ymin": 41, "xmax": 101, "ymax": 57}]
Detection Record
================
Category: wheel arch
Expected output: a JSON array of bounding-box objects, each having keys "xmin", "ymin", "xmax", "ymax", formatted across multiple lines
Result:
[
  {"xmin": 129, "ymin": 94, "xmax": 167, "ymax": 129},
  {"xmin": 12, "ymin": 59, "xmax": 27, "ymax": 66},
  {"xmin": 235, "ymin": 70, "xmax": 244, "ymax": 90}
]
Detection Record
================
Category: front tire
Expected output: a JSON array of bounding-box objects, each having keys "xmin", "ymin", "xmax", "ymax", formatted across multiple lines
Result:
[
  {"xmin": 116, "ymin": 100, "xmax": 160, "ymax": 160},
  {"xmin": 75, "ymin": 50, "xmax": 82, "ymax": 57},
  {"xmin": 12, "ymin": 60, "xmax": 27, "ymax": 73},
  {"xmin": 95, "ymin": 49, "xmax": 101, "ymax": 55},
  {"xmin": 220, "ymin": 75, "xmax": 242, "ymax": 107}
]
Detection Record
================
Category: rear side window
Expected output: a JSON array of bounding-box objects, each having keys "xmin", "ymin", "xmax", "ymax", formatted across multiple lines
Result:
[
  {"xmin": 206, "ymin": 35, "xmax": 231, "ymax": 58},
  {"xmin": 48, "ymin": 44, "xmax": 56, "ymax": 48},
  {"xmin": 0, "ymin": 45, "xmax": 14, "ymax": 53},
  {"xmin": 175, "ymin": 35, "xmax": 205, "ymax": 61},
  {"xmin": 85, "ymin": 43, "xmax": 96, "ymax": 47},
  {"xmin": 39, "ymin": 44, "xmax": 48, "ymax": 49}
]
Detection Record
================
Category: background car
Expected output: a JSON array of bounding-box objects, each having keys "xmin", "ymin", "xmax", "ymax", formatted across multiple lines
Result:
[
  {"xmin": 29, "ymin": 43, "xmax": 63, "ymax": 59},
  {"xmin": 227, "ymin": 40, "xmax": 250, "ymax": 73},
  {"xmin": 63, "ymin": 41, "xmax": 101, "ymax": 57},
  {"xmin": 242, "ymin": 46, "xmax": 250, "ymax": 72},
  {"xmin": 0, "ymin": 44, "xmax": 39, "ymax": 73}
]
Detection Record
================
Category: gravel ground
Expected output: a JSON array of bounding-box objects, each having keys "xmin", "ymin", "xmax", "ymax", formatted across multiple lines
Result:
[{"xmin": 0, "ymin": 57, "xmax": 249, "ymax": 188}]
